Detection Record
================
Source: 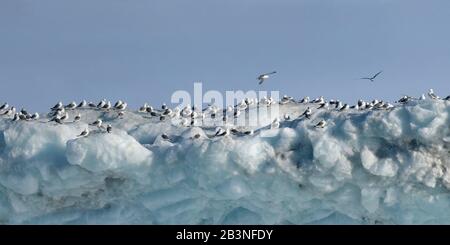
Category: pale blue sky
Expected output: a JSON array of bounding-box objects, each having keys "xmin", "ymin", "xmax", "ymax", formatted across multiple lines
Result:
[{"xmin": 0, "ymin": 0, "xmax": 449, "ymax": 111}]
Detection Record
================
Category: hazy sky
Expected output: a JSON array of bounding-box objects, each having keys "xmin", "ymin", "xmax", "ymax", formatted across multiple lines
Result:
[{"xmin": 1, "ymin": 0, "xmax": 449, "ymax": 111}]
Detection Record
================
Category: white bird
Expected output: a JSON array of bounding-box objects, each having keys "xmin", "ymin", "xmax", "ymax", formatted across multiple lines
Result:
[
  {"xmin": 106, "ymin": 124, "xmax": 112, "ymax": 133},
  {"xmin": 161, "ymin": 103, "xmax": 167, "ymax": 110},
  {"xmin": 339, "ymin": 104, "xmax": 349, "ymax": 111},
  {"xmin": 283, "ymin": 113, "xmax": 291, "ymax": 120},
  {"xmin": 90, "ymin": 119, "xmax": 103, "ymax": 128},
  {"xmin": 146, "ymin": 106, "xmax": 154, "ymax": 113},
  {"xmin": 78, "ymin": 100, "xmax": 87, "ymax": 108},
  {"xmin": 60, "ymin": 112, "xmax": 69, "ymax": 122},
  {"xmin": 97, "ymin": 100, "xmax": 106, "ymax": 109},
  {"xmin": 280, "ymin": 95, "xmax": 294, "ymax": 104},
  {"xmin": 358, "ymin": 100, "xmax": 366, "ymax": 110},
  {"xmin": 12, "ymin": 113, "xmax": 19, "ymax": 121},
  {"xmin": 419, "ymin": 94, "xmax": 426, "ymax": 100},
  {"xmin": 65, "ymin": 101, "xmax": 77, "ymax": 110},
  {"xmin": 397, "ymin": 95, "xmax": 411, "ymax": 104},
  {"xmin": 74, "ymin": 113, "xmax": 81, "ymax": 122},
  {"xmin": 102, "ymin": 101, "xmax": 111, "ymax": 110},
  {"xmin": 301, "ymin": 107, "xmax": 312, "ymax": 119},
  {"xmin": 299, "ymin": 96, "xmax": 309, "ymax": 104},
  {"xmin": 30, "ymin": 112, "xmax": 39, "ymax": 120},
  {"xmin": 271, "ymin": 118, "xmax": 280, "ymax": 129},
  {"xmin": 116, "ymin": 102, "xmax": 127, "ymax": 110},
  {"xmin": 313, "ymin": 96, "xmax": 324, "ymax": 104},
  {"xmin": 114, "ymin": 100, "xmax": 123, "ymax": 109},
  {"xmin": 0, "ymin": 103, "xmax": 9, "ymax": 111},
  {"xmin": 51, "ymin": 102, "xmax": 63, "ymax": 110},
  {"xmin": 139, "ymin": 103, "xmax": 149, "ymax": 112},
  {"xmin": 383, "ymin": 103, "xmax": 394, "ymax": 110},
  {"xmin": 244, "ymin": 130, "xmax": 254, "ymax": 135},
  {"xmin": 77, "ymin": 128, "xmax": 89, "ymax": 137},
  {"xmin": 361, "ymin": 71, "xmax": 382, "ymax": 82},
  {"xmin": 428, "ymin": 89, "xmax": 439, "ymax": 99},
  {"xmin": 234, "ymin": 110, "xmax": 241, "ymax": 118},
  {"xmin": 317, "ymin": 102, "xmax": 328, "ymax": 109},
  {"xmin": 257, "ymin": 71, "xmax": 277, "ymax": 85},
  {"xmin": 214, "ymin": 127, "xmax": 230, "ymax": 137},
  {"xmin": 315, "ymin": 120, "xmax": 327, "ymax": 128}
]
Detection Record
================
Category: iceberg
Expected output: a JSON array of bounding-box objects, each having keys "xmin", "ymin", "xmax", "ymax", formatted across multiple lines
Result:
[{"xmin": 0, "ymin": 97, "xmax": 449, "ymax": 224}]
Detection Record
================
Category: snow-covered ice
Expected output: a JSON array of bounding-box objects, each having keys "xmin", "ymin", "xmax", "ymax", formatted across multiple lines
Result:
[{"xmin": 0, "ymin": 96, "xmax": 449, "ymax": 224}]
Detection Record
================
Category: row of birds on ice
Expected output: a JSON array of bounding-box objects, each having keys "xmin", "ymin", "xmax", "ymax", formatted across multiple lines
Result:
[{"xmin": 0, "ymin": 87, "xmax": 448, "ymax": 139}]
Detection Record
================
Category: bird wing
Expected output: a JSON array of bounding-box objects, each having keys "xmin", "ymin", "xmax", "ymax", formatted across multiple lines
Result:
[
  {"xmin": 258, "ymin": 79, "xmax": 264, "ymax": 85},
  {"xmin": 372, "ymin": 71, "xmax": 382, "ymax": 79}
]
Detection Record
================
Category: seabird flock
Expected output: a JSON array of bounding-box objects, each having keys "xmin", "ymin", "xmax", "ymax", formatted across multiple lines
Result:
[{"xmin": 0, "ymin": 70, "xmax": 448, "ymax": 141}]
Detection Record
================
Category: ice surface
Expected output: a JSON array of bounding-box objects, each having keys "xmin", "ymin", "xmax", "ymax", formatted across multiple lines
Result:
[{"xmin": 0, "ymin": 97, "xmax": 449, "ymax": 224}]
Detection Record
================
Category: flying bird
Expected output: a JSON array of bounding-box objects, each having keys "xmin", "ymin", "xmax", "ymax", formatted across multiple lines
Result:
[
  {"xmin": 361, "ymin": 71, "xmax": 382, "ymax": 82},
  {"xmin": 257, "ymin": 71, "xmax": 277, "ymax": 85}
]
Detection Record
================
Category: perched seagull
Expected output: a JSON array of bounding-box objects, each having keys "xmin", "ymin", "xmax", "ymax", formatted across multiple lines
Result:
[
  {"xmin": 312, "ymin": 96, "xmax": 324, "ymax": 104},
  {"xmin": 102, "ymin": 101, "xmax": 111, "ymax": 110},
  {"xmin": 301, "ymin": 107, "xmax": 312, "ymax": 119},
  {"xmin": 146, "ymin": 106, "xmax": 154, "ymax": 113},
  {"xmin": 317, "ymin": 102, "xmax": 328, "ymax": 109},
  {"xmin": 428, "ymin": 89, "xmax": 439, "ymax": 100},
  {"xmin": 77, "ymin": 128, "xmax": 89, "ymax": 137},
  {"xmin": 244, "ymin": 130, "xmax": 254, "ymax": 136},
  {"xmin": 271, "ymin": 118, "xmax": 280, "ymax": 129},
  {"xmin": 139, "ymin": 103, "xmax": 149, "ymax": 113},
  {"xmin": 65, "ymin": 101, "xmax": 77, "ymax": 110},
  {"xmin": 106, "ymin": 124, "xmax": 112, "ymax": 133},
  {"xmin": 339, "ymin": 104, "xmax": 349, "ymax": 111},
  {"xmin": 299, "ymin": 96, "xmax": 309, "ymax": 104},
  {"xmin": 215, "ymin": 127, "xmax": 230, "ymax": 137},
  {"xmin": 78, "ymin": 100, "xmax": 87, "ymax": 108},
  {"xmin": 30, "ymin": 112, "xmax": 39, "ymax": 120},
  {"xmin": 90, "ymin": 119, "xmax": 103, "ymax": 128},
  {"xmin": 315, "ymin": 120, "xmax": 327, "ymax": 128},
  {"xmin": 12, "ymin": 113, "xmax": 19, "ymax": 121},
  {"xmin": 233, "ymin": 110, "xmax": 241, "ymax": 118},
  {"xmin": 20, "ymin": 108, "xmax": 29, "ymax": 116},
  {"xmin": 116, "ymin": 102, "xmax": 127, "ymax": 111},
  {"xmin": 114, "ymin": 100, "xmax": 123, "ymax": 109},
  {"xmin": 2, "ymin": 107, "xmax": 15, "ymax": 116},
  {"xmin": 74, "ymin": 113, "xmax": 81, "ymax": 122},
  {"xmin": 397, "ymin": 95, "xmax": 412, "ymax": 104},
  {"xmin": 361, "ymin": 71, "xmax": 382, "ymax": 82},
  {"xmin": 97, "ymin": 100, "xmax": 106, "ymax": 109},
  {"xmin": 444, "ymin": 95, "xmax": 450, "ymax": 101},
  {"xmin": 51, "ymin": 102, "xmax": 63, "ymax": 110},
  {"xmin": 0, "ymin": 103, "xmax": 9, "ymax": 111},
  {"xmin": 60, "ymin": 112, "xmax": 69, "ymax": 122},
  {"xmin": 257, "ymin": 71, "xmax": 277, "ymax": 85}
]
